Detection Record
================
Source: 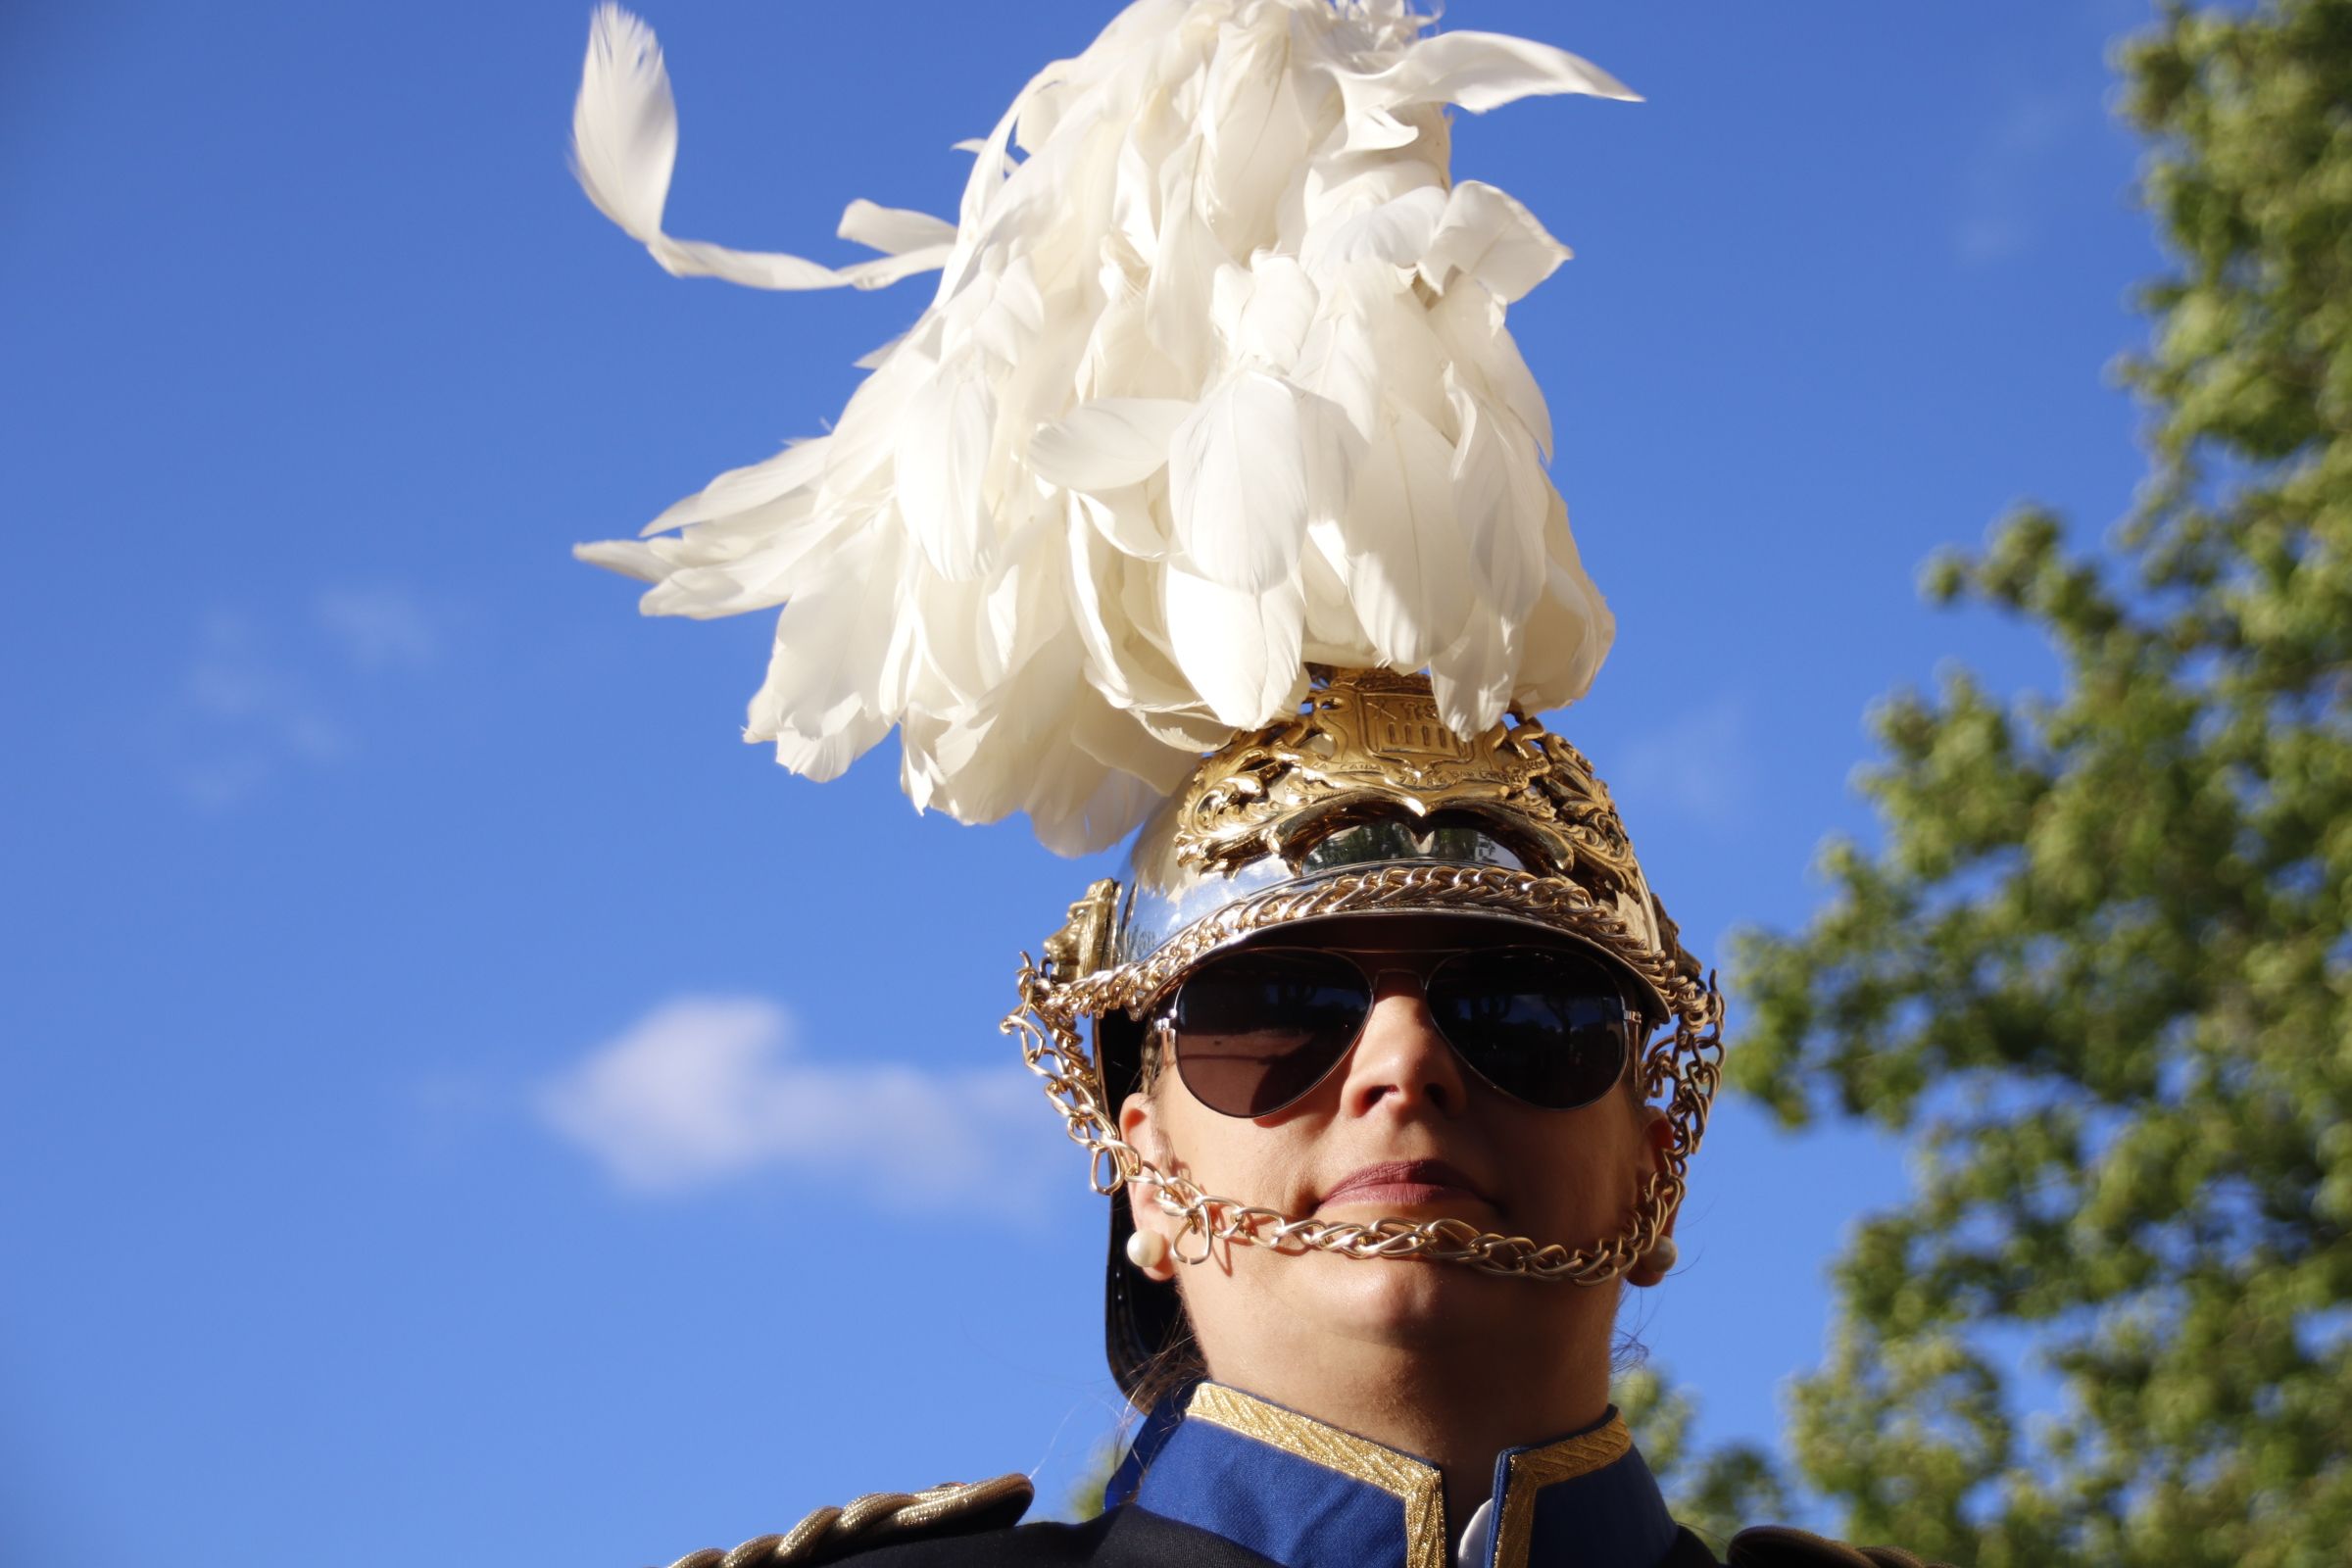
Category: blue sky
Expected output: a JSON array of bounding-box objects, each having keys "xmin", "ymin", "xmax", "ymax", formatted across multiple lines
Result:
[{"xmin": 2, "ymin": 1, "xmax": 2163, "ymax": 1561}]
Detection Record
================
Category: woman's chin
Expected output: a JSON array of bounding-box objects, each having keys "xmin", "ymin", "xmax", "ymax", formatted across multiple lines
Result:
[{"xmin": 1285, "ymin": 1245, "xmax": 1530, "ymax": 1343}]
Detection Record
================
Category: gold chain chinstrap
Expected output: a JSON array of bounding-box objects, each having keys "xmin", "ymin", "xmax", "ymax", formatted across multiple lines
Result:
[{"xmin": 1003, "ymin": 864, "xmax": 1726, "ymax": 1285}]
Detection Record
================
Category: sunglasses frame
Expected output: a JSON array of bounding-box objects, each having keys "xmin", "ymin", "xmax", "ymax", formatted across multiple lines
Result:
[{"xmin": 1148, "ymin": 940, "xmax": 1640, "ymax": 1119}]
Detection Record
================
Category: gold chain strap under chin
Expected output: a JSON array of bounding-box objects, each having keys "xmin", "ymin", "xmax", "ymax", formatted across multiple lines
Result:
[{"xmin": 999, "ymin": 863, "xmax": 1726, "ymax": 1285}]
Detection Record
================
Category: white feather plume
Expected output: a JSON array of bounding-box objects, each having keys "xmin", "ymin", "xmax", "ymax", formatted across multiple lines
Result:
[{"xmin": 571, "ymin": 0, "xmax": 1631, "ymax": 854}]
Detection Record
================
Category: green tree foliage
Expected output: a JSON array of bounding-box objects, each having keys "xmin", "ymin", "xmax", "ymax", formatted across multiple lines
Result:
[{"xmin": 1729, "ymin": 3, "xmax": 2352, "ymax": 1563}]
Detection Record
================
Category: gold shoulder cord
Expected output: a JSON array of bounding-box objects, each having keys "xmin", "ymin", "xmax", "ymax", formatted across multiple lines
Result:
[{"xmin": 651, "ymin": 1474, "xmax": 1034, "ymax": 1568}]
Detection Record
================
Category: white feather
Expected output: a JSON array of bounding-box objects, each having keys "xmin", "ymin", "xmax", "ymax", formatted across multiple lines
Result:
[
  {"xmin": 894, "ymin": 366, "xmax": 998, "ymax": 580},
  {"xmin": 1342, "ymin": 29, "xmax": 1641, "ymax": 118},
  {"xmin": 1420, "ymin": 181, "xmax": 1573, "ymax": 303},
  {"xmin": 1428, "ymin": 281, "xmax": 1552, "ymax": 457},
  {"xmin": 1222, "ymin": 255, "xmax": 1320, "ymax": 368},
  {"xmin": 768, "ymin": 708, "xmax": 891, "ymax": 785},
  {"xmin": 571, "ymin": 538, "xmax": 665, "ymax": 583},
  {"xmin": 644, "ymin": 440, "xmax": 828, "ymax": 534},
  {"xmin": 1168, "ymin": 371, "xmax": 1314, "ymax": 592},
  {"xmin": 1291, "ymin": 297, "xmax": 1384, "ymax": 449},
  {"xmin": 1345, "ymin": 401, "xmax": 1471, "ymax": 667},
  {"xmin": 568, "ymin": 4, "xmax": 956, "ymax": 291},
  {"xmin": 1145, "ymin": 139, "xmax": 1235, "ymax": 384},
  {"xmin": 1516, "ymin": 494, "xmax": 1615, "ymax": 708},
  {"xmin": 1448, "ymin": 379, "xmax": 1544, "ymax": 621},
  {"xmin": 570, "ymin": 5, "xmax": 675, "ymax": 242},
  {"xmin": 1430, "ymin": 611, "xmax": 1515, "ymax": 738},
  {"xmin": 1074, "ymin": 484, "xmax": 1173, "ymax": 560},
  {"xmin": 1301, "ymin": 185, "xmax": 1446, "ymax": 278},
  {"xmin": 837, "ymin": 199, "xmax": 958, "ymax": 256},
  {"xmin": 570, "ymin": 1, "xmax": 1633, "ymax": 851},
  {"xmin": 747, "ymin": 527, "xmax": 903, "ymax": 751},
  {"xmin": 1164, "ymin": 564, "xmax": 1306, "ymax": 728},
  {"xmin": 1030, "ymin": 400, "xmax": 1194, "ymax": 493}
]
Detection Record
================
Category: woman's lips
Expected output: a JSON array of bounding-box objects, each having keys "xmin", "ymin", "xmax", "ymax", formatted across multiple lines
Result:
[{"xmin": 1316, "ymin": 1158, "xmax": 1493, "ymax": 1211}]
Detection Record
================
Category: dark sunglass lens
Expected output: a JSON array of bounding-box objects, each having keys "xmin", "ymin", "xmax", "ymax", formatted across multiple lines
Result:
[
  {"xmin": 1170, "ymin": 951, "xmax": 1371, "ymax": 1117},
  {"xmin": 1426, "ymin": 950, "xmax": 1631, "ymax": 1109}
]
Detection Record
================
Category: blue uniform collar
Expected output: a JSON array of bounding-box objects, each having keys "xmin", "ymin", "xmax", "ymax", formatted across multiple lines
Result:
[{"xmin": 1107, "ymin": 1381, "xmax": 1680, "ymax": 1568}]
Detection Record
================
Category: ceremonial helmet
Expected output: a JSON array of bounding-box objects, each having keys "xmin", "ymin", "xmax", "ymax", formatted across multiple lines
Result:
[
  {"xmin": 1007, "ymin": 668, "xmax": 1722, "ymax": 1402},
  {"xmin": 568, "ymin": 1, "xmax": 1725, "ymax": 1409}
]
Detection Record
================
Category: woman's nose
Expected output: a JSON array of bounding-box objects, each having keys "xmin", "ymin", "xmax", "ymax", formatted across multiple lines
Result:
[{"xmin": 1336, "ymin": 971, "xmax": 1468, "ymax": 1117}]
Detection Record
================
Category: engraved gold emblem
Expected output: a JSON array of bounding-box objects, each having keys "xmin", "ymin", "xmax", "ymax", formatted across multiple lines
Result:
[
  {"xmin": 1159, "ymin": 670, "xmax": 1651, "ymax": 943},
  {"xmin": 1360, "ymin": 688, "xmax": 1474, "ymax": 762}
]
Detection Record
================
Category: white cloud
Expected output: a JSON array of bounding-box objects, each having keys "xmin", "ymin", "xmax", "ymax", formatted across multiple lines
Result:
[
  {"xmin": 1955, "ymin": 214, "xmax": 2032, "ymax": 269},
  {"xmin": 1953, "ymin": 88, "xmax": 2076, "ymax": 268},
  {"xmin": 167, "ymin": 611, "xmax": 351, "ymax": 809},
  {"xmin": 535, "ymin": 997, "xmax": 1062, "ymax": 1217},
  {"xmin": 159, "ymin": 587, "xmax": 445, "ymax": 808},
  {"xmin": 313, "ymin": 587, "xmax": 440, "ymax": 671}
]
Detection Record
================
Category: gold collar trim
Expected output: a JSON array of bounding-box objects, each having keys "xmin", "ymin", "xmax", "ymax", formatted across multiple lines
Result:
[
  {"xmin": 1184, "ymin": 1383, "xmax": 1446, "ymax": 1568},
  {"xmin": 1492, "ymin": 1413, "xmax": 1635, "ymax": 1568}
]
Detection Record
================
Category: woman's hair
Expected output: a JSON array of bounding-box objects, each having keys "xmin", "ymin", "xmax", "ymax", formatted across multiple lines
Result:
[{"xmin": 1123, "ymin": 1309, "xmax": 1207, "ymax": 1415}]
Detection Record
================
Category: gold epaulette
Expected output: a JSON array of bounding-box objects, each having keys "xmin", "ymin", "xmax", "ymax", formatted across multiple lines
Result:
[
  {"xmin": 1728, "ymin": 1525, "xmax": 1959, "ymax": 1568},
  {"xmin": 652, "ymin": 1474, "xmax": 1035, "ymax": 1568}
]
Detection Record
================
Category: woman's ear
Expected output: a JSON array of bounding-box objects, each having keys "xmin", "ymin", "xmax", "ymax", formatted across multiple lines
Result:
[
  {"xmin": 1624, "ymin": 1105, "xmax": 1681, "ymax": 1288},
  {"xmin": 1637, "ymin": 1103, "xmax": 1673, "ymax": 1173},
  {"xmin": 1119, "ymin": 1092, "xmax": 1180, "ymax": 1282}
]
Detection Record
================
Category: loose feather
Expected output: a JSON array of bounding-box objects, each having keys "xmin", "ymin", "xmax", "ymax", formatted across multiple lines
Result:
[
  {"xmin": 570, "ymin": 0, "xmax": 1633, "ymax": 853},
  {"xmin": 570, "ymin": 3, "xmax": 955, "ymax": 290}
]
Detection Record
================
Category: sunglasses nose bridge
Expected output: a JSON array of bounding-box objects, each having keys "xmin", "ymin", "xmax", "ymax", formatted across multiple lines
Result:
[
  {"xmin": 1348, "ymin": 946, "xmax": 1459, "ymax": 995},
  {"xmin": 1359, "ymin": 961, "xmax": 1429, "ymax": 999}
]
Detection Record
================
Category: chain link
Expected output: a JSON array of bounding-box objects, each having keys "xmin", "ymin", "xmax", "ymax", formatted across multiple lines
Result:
[{"xmin": 1002, "ymin": 863, "xmax": 1725, "ymax": 1285}]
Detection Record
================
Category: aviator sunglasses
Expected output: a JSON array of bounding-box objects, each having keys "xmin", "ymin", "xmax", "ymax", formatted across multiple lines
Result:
[{"xmin": 1150, "ymin": 941, "xmax": 1641, "ymax": 1119}]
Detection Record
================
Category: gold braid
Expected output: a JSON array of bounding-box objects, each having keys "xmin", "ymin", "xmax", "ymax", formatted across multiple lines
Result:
[{"xmin": 650, "ymin": 1475, "xmax": 1035, "ymax": 1567}]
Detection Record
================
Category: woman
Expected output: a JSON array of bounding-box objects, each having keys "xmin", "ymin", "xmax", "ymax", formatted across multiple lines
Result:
[
  {"xmin": 1104, "ymin": 906, "xmax": 1685, "ymax": 1556},
  {"xmin": 566, "ymin": 7, "xmax": 1953, "ymax": 1565},
  {"xmin": 651, "ymin": 672, "xmax": 1948, "ymax": 1567}
]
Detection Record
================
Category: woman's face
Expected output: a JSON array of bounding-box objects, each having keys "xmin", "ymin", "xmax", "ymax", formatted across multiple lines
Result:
[{"xmin": 1119, "ymin": 913, "xmax": 1669, "ymax": 1384}]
